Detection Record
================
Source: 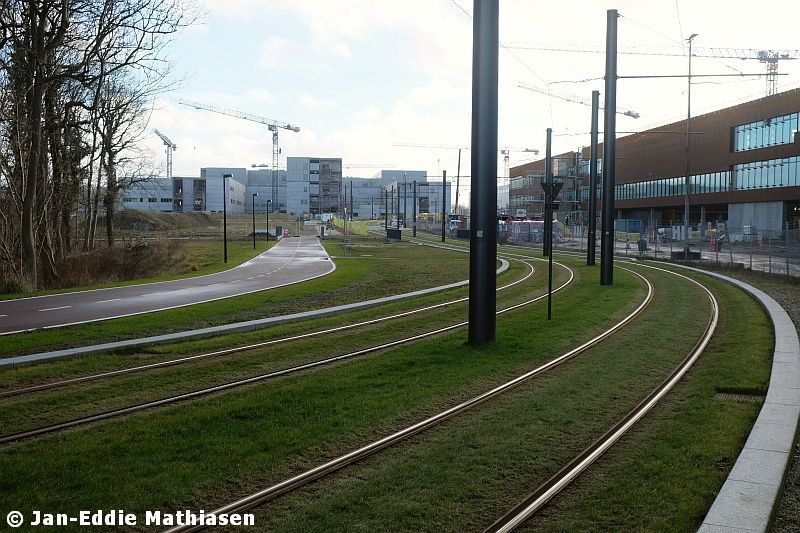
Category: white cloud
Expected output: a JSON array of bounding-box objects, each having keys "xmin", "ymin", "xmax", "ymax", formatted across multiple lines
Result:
[{"xmin": 299, "ymin": 94, "xmax": 337, "ymax": 111}]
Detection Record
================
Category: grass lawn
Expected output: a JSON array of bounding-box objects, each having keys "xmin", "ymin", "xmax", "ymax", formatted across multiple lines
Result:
[
  {"xmin": 0, "ymin": 239, "xmax": 470, "ymax": 358},
  {"xmin": 0, "ymin": 259, "xmax": 643, "ymax": 523}
]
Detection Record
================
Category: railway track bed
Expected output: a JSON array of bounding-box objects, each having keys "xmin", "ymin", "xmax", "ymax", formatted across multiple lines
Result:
[{"xmin": 0, "ymin": 247, "xmax": 776, "ymax": 532}]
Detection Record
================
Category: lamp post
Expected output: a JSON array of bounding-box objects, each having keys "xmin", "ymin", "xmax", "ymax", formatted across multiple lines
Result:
[
  {"xmin": 266, "ymin": 199, "xmax": 271, "ymax": 241},
  {"xmin": 683, "ymin": 33, "xmax": 698, "ymax": 258},
  {"xmin": 222, "ymin": 173, "xmax": 231, "ymax": 263},
  {"xmin": 251, "ymin": 193, "xmax": 258, "ymax": 250}
]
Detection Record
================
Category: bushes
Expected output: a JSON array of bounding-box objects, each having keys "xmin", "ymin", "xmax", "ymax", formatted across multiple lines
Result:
[{"xmin": 0, "ymin": 238, "xmax": 188, "ymax": 294}]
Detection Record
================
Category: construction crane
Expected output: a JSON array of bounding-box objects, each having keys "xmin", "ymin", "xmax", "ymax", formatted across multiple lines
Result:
[
  {"xmin": 153, "ymin": 129, "xmax": 177, "ymax": 180},
  {"xmin": 506, "ymin": 42, "xmax": 800, "ymax": 95},
  {"xmin": 179, "ymin": 98, "xmax": 300, "ymax": 210},
  {"xmin": 518, "ymin": 82, "xmax": 640, "ymax": 118}
]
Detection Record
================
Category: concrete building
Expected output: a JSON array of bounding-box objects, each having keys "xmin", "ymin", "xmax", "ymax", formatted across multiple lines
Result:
[
  {"xmin": 120, "ymin": 178, "xmax": 174, "ymax": 212},
  {"xmin": 510, "ymin": 88, "xmax": 800, "ymax": 232},
  {"xmin": 286, "ymin": 157, "xmax": 342, "ymax": 216},
  {"xmin": 245, "ymin": 168, "xmax": 287, "ymax": 214}
]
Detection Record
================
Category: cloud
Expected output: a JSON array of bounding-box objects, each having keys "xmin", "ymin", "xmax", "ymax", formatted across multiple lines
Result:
[{"xmin": 299, "ymin": 94, "xmax": 337, "ymax": 111}]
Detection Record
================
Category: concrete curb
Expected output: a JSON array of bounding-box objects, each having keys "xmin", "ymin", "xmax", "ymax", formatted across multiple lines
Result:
[
  {"xmin": 648, "ymin": 263, "xmax": 800, "ymax": 533},
  {"xmin": 0, "ymin": 259, "xmax": 509, "ymax": 368}
]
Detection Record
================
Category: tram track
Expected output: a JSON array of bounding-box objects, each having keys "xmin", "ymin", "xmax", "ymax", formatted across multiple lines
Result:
[
  {"xmin": 161, "ymin": 264, "xmax": 653, "ymax": 533},
  {"xmin": 0, "ymin": 255, "xmax": 558, "ymax": 445},
  {"xmin": 0, "ymin": 259, "xmax": 528, "ymax": 399},
  {"xmin": 484, "ymin": 263, "xmax": 719, "ymax": 532}
]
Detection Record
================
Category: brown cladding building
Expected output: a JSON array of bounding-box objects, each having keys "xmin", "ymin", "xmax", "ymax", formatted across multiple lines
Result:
[{"xmin": 509, "ymin": 88, "xmax": 800, "ymax": 232}]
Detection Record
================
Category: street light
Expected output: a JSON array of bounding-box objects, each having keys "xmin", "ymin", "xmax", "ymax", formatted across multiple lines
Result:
[
  {"xmin": 683, "ymin": 33, "xmax": 698, "ymax": 257},
  {"xmin": 252, "ymin": 192, "xmax": 258, "ymax": 250},
  {"xmin": 222, "ymin": 173, "xmax": 231, "ymax": 263},
  {"xmin": 266, "ymin": 199, "xmax": 272, "ymax": 241}
]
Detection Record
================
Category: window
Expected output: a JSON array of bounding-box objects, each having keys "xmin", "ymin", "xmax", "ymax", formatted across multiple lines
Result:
[
  {"xmin": 161, "ymin": 198, "xmax": 171, "ymax": 203},
  {"xmin": 734, "ymin": 156, "xmax": 799, "ymax": 190},
  {"xmin": 148, "ymin": 198, "xmax": 157, "ymax": 203},
  {"xmin": 733, "ymin": 112, "xmax": 799, "ymax": 152}
]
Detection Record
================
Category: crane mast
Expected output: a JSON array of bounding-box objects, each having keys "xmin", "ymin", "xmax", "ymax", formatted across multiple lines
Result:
[
  {"xmin": 153, "ymin": 129, "xmax": 177, "ymax": 180},
  {"xmin": 178, "ymin": 99, "xmax": 300, "ymax": 211}
]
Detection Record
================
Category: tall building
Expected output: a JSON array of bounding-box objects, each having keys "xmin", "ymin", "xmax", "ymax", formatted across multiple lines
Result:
[
  {"xmin": 510, "ymin": 89, "xmax": 800, "ymax": 232},
  {"xmin": 286, "ymin": 157, "xmax": 342, "ymax": 216}
]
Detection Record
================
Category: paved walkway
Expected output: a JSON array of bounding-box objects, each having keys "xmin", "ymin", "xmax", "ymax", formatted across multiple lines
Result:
[{"xmin": 0, "ymin": 236, "xmax": 334, "ymax": 335}]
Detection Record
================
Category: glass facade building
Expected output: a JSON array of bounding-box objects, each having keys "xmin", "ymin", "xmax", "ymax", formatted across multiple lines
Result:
[{"xmin": 734, "ymin": 112, "xmax": 798, "ymax": 152}]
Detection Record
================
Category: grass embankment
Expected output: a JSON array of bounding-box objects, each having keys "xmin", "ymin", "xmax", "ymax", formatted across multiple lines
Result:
[
  {"xmin": 0, "ymin": 239, "xmax": 274, "ymax": 301},
  {"xmin": 0, "ymin": 258, "xmax": 637, "ymax": 526},
  {"xmin": 0, "ymin": 255, "xmax": 536, "ymax": 434},
  {"xmin": 0, "ymin": 239, "xmax": 469, "ymax": 358}
]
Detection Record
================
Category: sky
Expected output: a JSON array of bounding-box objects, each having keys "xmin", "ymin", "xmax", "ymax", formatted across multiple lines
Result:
[{"xmin": 143, "ymin": 0, "xmax": 800, "ymax": 200}]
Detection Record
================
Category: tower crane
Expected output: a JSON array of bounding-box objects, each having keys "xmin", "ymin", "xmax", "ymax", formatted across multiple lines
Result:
[
  {"xmin": 506, "ymin": 42, "xmax": 800, "ymax": 95},
  {"xmin": 518, "ymin": 82, "xmax": 640, "ymax": 118},
  {"xmin": 153, "ymin": 129, "xmax": 177, "ymax": 180},
  {"xmin": 179, "ymin": 99, "xmax": 300, "ymax": 210}
]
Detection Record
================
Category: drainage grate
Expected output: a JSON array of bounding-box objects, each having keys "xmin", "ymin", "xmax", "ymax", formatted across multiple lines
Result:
[{"xmin": 714, "ymin": 392, "xmax": 765, "ymax": 404}]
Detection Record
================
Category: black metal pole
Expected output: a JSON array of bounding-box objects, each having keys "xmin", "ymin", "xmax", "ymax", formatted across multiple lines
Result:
[
  {"xmin": 455, "ymin": 148, "xmax": 462, "ymax": 214},
  {"xmin": 548, "ymin": 226, "xmax": 554, "ymax": 320},
  {"xmin": 396, "ymin": 184, "xmax": 401, "ymax": 230},
  {"xmin": 403, "ymin": 176, "xmax": 407, "ymax": 228},
  {"xmin": 222, "ymin": 174, "xmax": 228, "ymax": 263},
  {"xmin": 468, "ymin": 0, "xmax": 498, "ymax": 346},
  {"xmin": 441, "ymin": 170, "xmax": 447, "ymax": 242},
  {"xmin": 544, "ymin": 128, "xmax": 552, "ymax": 257},
  {"xmin": 413, "ymin": 180, "xmax": 417, "ymax": 237},
  {"xmin": 600, "ymin": 9, "xmax": 618, "ymax": 285},
  {"xmin": 349, "ymin": 180, "xmax": 353, "ymax": 221},
  {"xmin": 266, "ymin": 200, "xmax": 270, "ymax": 241},
  {"xmin": 384, "ymin": 189, "xmax": 388, "ymax": 232},
  {"xmin": 587, "ymin": 90, "xmax": 599, "ymax": 266},
  {"xmin": 252, "ymin": 194, "xmax": 257, "ymax": 249},
  {"xmin": 371, "ymin": 196, "xmax": 374, "ymax": 219}
]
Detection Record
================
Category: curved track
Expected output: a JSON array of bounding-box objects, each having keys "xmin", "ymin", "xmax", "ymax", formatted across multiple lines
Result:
[
  {"xmin": 162, "ymin": 264, "xmax": 654, "ymax": 533},
  {"xmin": 0, "ymin": 260, "xmax": 524, "ymax": 398},
  {"xmin": 485, "ymin": 263, "xmax": 719, "ymax": 532},
  {"xmin": 0, "ymin": 257, "xmax": 543, "ymax": 444}
]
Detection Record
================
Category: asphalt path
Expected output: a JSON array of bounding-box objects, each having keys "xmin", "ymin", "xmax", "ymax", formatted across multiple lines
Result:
[{"xmin": 0, "ymin": 236, "xmax": 334, "ymax": 335}]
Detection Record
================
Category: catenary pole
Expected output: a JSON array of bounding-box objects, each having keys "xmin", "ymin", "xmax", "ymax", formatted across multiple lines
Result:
[
  {"xmin": 588, "ymin": 90, "xmax": 599, "ymax": 266},
  {"xmin": 600, "ymin": 9, "xmax": 618, "ymax": 285},
  {"xmin": 468, "ymin": 0, "xmax": 499, "ymax": 346}
]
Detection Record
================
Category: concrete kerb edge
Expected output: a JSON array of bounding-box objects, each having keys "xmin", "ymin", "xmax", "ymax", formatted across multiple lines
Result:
[
  {"xmin": 641, "ymin": 260, "xmax": 800, "ymax": 533},
  {"xmin": 0, "ymin": 259, "xmax": 510, "ymax": 368}
]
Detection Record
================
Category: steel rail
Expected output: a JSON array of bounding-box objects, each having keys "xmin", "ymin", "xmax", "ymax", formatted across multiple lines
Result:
[
  {"xmin": 0, "ymin": 260, "xmax": 526, "ymax": 399},
  {"xmin": 0, "ymin": 259, "xmax": 545, "ymax": 444},
  {"xmin": 161, "ymin": 265, "xmax": 653, "ymax": 533},
  {"xmin": 484, "ymin": 264, "xmax": 719, "ymax": 532}
]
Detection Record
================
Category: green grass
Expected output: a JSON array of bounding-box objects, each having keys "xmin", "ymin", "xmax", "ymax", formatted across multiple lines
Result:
[
  {"xmin": 0, "ymin": 239, "xmax": 275, "ymax": 301},
  {"xmin": 0, "ymin": 259, "xmax": 542, "ymax": 434},
  {"xmin": 0, "ymin": 240, "xmax": 470, "ymax": 358},
  {"xmin": 0, "ymin": 260, "xmax": 643, "ymax": 527}
]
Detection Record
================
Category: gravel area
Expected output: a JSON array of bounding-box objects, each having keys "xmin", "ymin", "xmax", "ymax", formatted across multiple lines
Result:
[{"xmin": 700, "ymin": 266, "xmax": 800, "ymax": 532}]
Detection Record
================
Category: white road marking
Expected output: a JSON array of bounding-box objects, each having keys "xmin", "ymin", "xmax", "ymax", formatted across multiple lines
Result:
[
  {"xmin": 95, "ymin": 298, "xmax": 121, "ymax": 304},
  {"xmin": 38, "ymin": 306, "xmax": 72, "ymax": 312},
  {"xmin": 143, "ymin": 293, "xmax": 161, "ymax": 297},
  {"xmin": 0, "ymin": 314, "xmax": 7, "ymax": 318}
]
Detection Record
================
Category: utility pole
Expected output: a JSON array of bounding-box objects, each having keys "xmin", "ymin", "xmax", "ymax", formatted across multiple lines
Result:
[
  {"xmin": 222, "ymin": 173, "xmax": 230, "ymax": 263},
  {"xmin": 413, "ymin": 180, "xmax": 417, "ymax": 237},
  {"xmin": 684, "ymin": 33, "xmax": 698, "ymax": 258},
  {"xmin": 544, "ymin": 128, "xmax": 552, "ymax": 258},
  {"xmin": 468, "ymin": 0, "xmax": 499, "ymax": 346},
  {"xmin": 587, "ymin": 90, "xmax": 599, "ymax": 266},
  {"xmin": 403, "ymin": 173, "xmax": 407, "ymax": 228},
  {"xmin": 441, "ymin": 170, "xmax": 447, "ymax": 242},
  {"xmin": 384, "ymin": 189, "xmax": 389, "ymax": 232},
  {"xmin": 396, "ymin": 184, "xmax": 401, "ymax": 230},
  {"xmin": 600, "ymin": 9, "xmax": 618, "ymax": 285},
  {"xmin": 349, "ymin": 180, "xmax": 353, "ymax": 220},
  {"xmin": 455, "ymin": 148, "xmax": 462, "ymax": 214}
]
